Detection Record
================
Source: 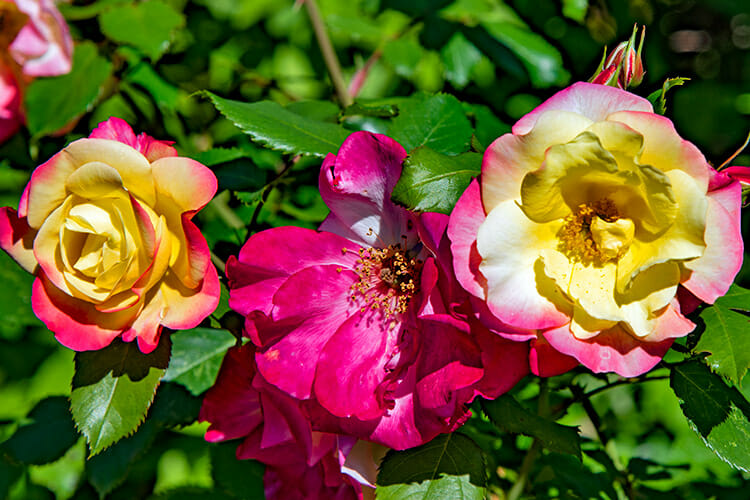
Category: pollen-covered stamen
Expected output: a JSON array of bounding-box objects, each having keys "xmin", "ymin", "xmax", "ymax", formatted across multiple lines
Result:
[
  {"xmin": 558, "ymin": 198, "xmax": 633, "ymax": 264},
  {"xmin": 348, "ymin": 241, "xmax": 423, "ymax": 318}
]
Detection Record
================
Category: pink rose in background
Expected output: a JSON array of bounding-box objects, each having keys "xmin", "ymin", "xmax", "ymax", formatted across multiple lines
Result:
[
  {"xmin": 0, "ymin": 117, "xmax": 220, "ymax": 352},
  {"xmin": 0, "ymin": 0, "xmax": 73, "ymax": 142},
  {"xmin": 449, "ymin": 82, "xmax": 743, "ymax": 377},
  {"xmin": 226, "ymin": 131, "xmax": 528, "ymax": 450},
  {"xmin": 6, "ymin": 0, "xmax": 73, "ymax": 77},
  {"xmin": 200, "ymin": 345, "xmax": 366, "ymax": 500},
  {"xmin": 0, "ymin": 62, "xmax": 22, "ymax": 142}
]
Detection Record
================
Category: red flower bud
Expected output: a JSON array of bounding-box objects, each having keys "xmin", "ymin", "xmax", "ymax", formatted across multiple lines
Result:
[{"xmin": 591, "ymin": 25, "xmax": 645, "ymax": 89}]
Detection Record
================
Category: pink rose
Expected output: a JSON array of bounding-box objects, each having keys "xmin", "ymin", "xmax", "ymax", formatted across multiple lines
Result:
[
  {"xmin": 200, "ymin": 345, "xmax": 365, "ymax": 500},
  {"xmin": 0, "ymin": 61, "xmax": 22, "ymax": 142},
  {"xmin": 5, "ymin": 0, "xmax": 73, "ymax": 77},
  {"xmin": 449, "ymin": 82, "xmax": 743, "ymax": 377},
  {"xmin": 226, "ymin": 131, "xmax": 528, "ymax": 449},
  {"xmin": 0, "ymin": 0, "xmax": 73, "ymax": 142},
  {"xmin": 0, "ymin": 118, "xmax": 220, "ymax": 352}
]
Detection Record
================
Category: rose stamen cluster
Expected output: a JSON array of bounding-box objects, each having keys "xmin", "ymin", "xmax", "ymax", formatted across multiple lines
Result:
[
  {"xmin": 557, "ymin": 198, "xmax": 631, "ymax": 264},
  {"xmin": 347, "ymin": 241, "xmax": 423, "ymax": 318}
]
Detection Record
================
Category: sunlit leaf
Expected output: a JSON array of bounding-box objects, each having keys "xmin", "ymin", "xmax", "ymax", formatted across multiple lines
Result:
[
  {"xmin": 392, "ymin": 147, "xmax": 481, "ymax": 214},
  {"xmin": 670, "ymin": 359, "xmax": 750, "ymax": 471},
  {"xmin": 70, "ymin": 338, "xmax": 170, "ymax": 456},
  {"xmin": 200, "ymin": 92, "xmax": 351, "ymax": 158},
  {"xmin": 695, "ymin": 285, "xmax": 750, "ymax": 385},
  {"xmin": 24, "ymin": 42, "xmax": 112, "ymax": 138},
  {"xmin": 99, "ymin": 0, "xmax": 185, "ymax": 62},
  {"xmin": 163, "ymin": 328, "xmax": 236, "ymax": 395},
  {"xmin": 387, "ymin": 93, "xmax": 473, "ymax": 154}
]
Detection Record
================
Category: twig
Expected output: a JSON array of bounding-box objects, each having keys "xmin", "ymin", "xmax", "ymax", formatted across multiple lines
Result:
[{"xmin": 304, "ymin": 0, "xmax": 352, "ymax": 106}]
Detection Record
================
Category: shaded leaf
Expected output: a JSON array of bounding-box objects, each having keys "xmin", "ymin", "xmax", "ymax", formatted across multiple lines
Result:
[
  {"xmin": 1, "ymin": 397, "xmax": 78, "ymax": 465},
  {"xmin": 163, "ymin": 328, "xmax": 236, "ymax": 395},
  {"xmin": 387, "ymin": 93, "xmax": 473, "ymax": 154},
  {"xmin": 210, "ymin": 442, "xmax": 265, "ymax": 500},
  {"xmin": 24, "ymin": 42, "xmax": 112, "ymax": 137},
  {"xmin": 85, "ymin": 420, "xmax": 159, "ymax": 496},
  {"xmin": 481, "ymin": 395, "xmax": 581, "ymax": 458},
  {"xmin": 201, "ymin": 92, "xmax": 351, "ymax": 158},
  {"xmin": 392, "ymin": 147, "xmax": 481, "ymax": 214},
  {"xmin": 70, "ymin": 338, "xmax": 170, "ymax": 456},
  {"xmin": 695, "ymin": 284, "xmax": 750, "ymax": 385},
  {"xmin": 377, "ymin": 433, "xmax": 486, "ymax": 500},
  {"xmin": 99, "ymin": 0, "xmax": 185, "ymax": 61},
  {"xmin": 535, "ymin": 453, "xmax": 616, "ymax": 500}
]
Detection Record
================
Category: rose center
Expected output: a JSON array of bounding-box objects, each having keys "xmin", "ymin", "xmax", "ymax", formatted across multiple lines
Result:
[
  {"xmin": 347, "ymin": 243, "xmax": 423, "ymax": 318},
  {"xmin": 557, "ymin": 198, "xmax": 634, "ymax": 264}
]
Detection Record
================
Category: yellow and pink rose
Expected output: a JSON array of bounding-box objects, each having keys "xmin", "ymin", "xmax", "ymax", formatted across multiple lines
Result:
[
  {"xmin": 448, "ymin": 82, "xmax": 743, "ymax": 376},
  {"xmin": 0, "ymin": 118, "xmax": 220, "ymax": 352}
]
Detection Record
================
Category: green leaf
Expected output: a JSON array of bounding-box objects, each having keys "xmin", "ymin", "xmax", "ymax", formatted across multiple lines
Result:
[
  {"xmin": 377, "ymin": 433, "xmax": 486, "ymax": 500},
  {"xmin": 210, "ymin": 442, "xmax": 265, "ymax": 500},
  {"xmin": 85, "ymin": 419, "xmax": 159, "ymax": 496},
  {"xmin": 70, "ymin": 338, "xmax": 170, "ymax": 456},
  {"xmin": 670, "ymin": 359, "xmax": 750, "ymax": 471},
  {"xmin": 387, "ymin": 93, "xmax": 473, "ymax": 154},
  {"xmin": 392, "ymin": 147, "xmax": 481, "ymax": 214},
  {"xmin": 463, "ymin": 103, "xmax": 510, "ymax": 152},
  {"xmin": 481, "ymin": 395, "xmax": 581, "ymax": 458},
  {"xmin": 647, "ymin": 77, "xmax": 689, "ymax": 115},
  {"xmin": 343, "ymin": 101, "xmax": 399, "ymax": 118},
  {"xmin": 562, "ymin": 0, "xmax": 589, "ymax": 23},
  {"xmin": 534, "ymin": 453, "xmax": 617, "ymax": 500},
  {"xmin": 1, "ymin": 397, "xmax": 78, "ymax": 465},
  {"xmin": 99, "ymin": 0, "xmax": 185, "ymax": 61},
  {"xmin": 163, "ymin": 328, "xmax": 236, "ymax": 395},
  {"xmin": 695, "ymin": 284, "xmax": 750, "ymax": 385},
  {"xmin": 441, "ymin": 1, "xmax": 569, "ymax": 87},
  {"xmin": 192, "ymin": 148, "xmax": 251, "ymax": 167},
  {"xmin": 24, "ymin": 42, "xmax": 112, "ymax": 138},
  {"xmin": 200, "ymin": 92, "xmax": 351, "ymax": 158},
  {"xmin": 441, "ymin": 32, "xmax": 483, "ymax": 89},
  {"xmin": 124, "ymin": 61, "xmax": 182, "ymax": 110},
  {"xmin": 0, "ymin": 251, "xmax": 36, "ymax": 340}
]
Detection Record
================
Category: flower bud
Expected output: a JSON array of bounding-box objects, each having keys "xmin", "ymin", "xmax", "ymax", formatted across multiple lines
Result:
[{"xmin": 591, "ymin": 25, "xmax": 645, "ymax": 89}]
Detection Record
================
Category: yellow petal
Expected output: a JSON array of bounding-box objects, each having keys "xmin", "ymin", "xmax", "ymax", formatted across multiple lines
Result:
[
  {"xmin": 65, "ymin": 161, "xmax": 124, "ymax": 199},
  {"xmin": 63, "ymin": 138, "xmax": 156, "ymax": 206},
  {"xmin": 482, "ymin": 110, "xmax": 593, "ymax": 212},
  {"xmin": 521, "ymin": 131, "xmax": 619, "ymax": 223}
]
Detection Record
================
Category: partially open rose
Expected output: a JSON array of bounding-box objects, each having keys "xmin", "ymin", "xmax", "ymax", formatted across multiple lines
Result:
[
  {"xmin": 0, "ymin": 118, "xmax": 220, "ymax": 352},
  {"xmin": 449, "ymin": 82, "xmax": 743, "ymax": 376}
]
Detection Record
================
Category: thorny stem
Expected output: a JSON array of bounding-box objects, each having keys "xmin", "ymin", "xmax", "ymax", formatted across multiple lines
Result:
[
  {"xmin": 508, "ymin": 380, "xmax": 550, "ymax": 500},
  {"xmin": 304, "ymin": 0, "xmax": 352, "ymax": 107}
]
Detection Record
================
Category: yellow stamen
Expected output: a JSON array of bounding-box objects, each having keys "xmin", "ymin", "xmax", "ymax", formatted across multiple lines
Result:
[{"xmin": 558, "ymin": 198, "xmax": 624, "ymax": 264}]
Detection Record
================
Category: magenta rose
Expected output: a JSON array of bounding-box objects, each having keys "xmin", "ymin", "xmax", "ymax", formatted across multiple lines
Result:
[
  {"xmin": 225, "ymin": 131, "xmax": 528, "ymax": 449},
  {"xmin": 449, "ymin": 82, "xmax": 744, "ymax": 377},
  {"xmin": 200, "ymin": 344, "xmax": 366, "ymax": 500},
  {"xmin": 0, "ymin": 118, "xmax": 220, "ymax": 352}
]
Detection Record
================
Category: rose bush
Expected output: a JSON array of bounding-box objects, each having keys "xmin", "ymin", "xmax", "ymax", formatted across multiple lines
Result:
[
  {"xmin": 0, "ymin": 0, "xmax": 73, "ymax": 141},
  {"xmin": 226, "ymin": 131, "xmax": 528, "ymax": 449},
  {"xmin": 449, "ymin": 82, "xmax": 743, "ymax": 376},
  {"xmin": 0, "ymin": 117, "xmax": 220, "ymax": 352}
]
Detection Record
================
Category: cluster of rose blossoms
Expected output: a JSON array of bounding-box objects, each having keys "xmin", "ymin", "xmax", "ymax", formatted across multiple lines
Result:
[{"xmin": 0, "ymin": 7, "xmax": 745, "ymax": 498}]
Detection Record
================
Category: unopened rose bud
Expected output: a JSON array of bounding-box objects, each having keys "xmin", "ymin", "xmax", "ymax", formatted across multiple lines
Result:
[{"xmin": 591, "ymin": 25, "xmax": 645, "ymax": 89}]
